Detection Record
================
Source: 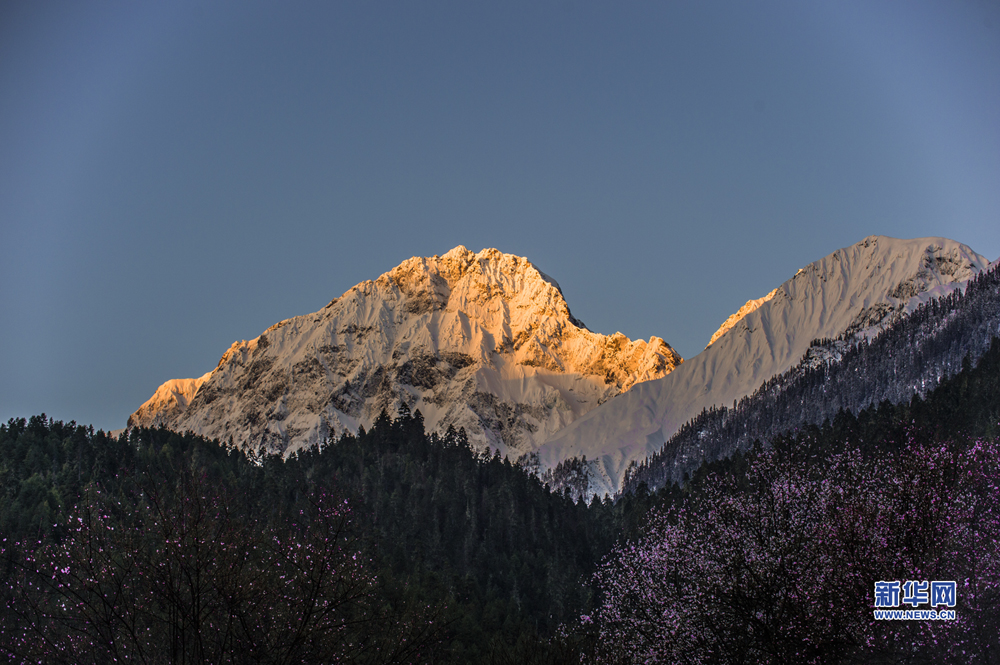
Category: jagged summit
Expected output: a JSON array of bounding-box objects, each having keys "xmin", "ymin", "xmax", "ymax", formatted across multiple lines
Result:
[{"xmin": 129, "ymin": 247, "xmax": 683, "ymax": 458}]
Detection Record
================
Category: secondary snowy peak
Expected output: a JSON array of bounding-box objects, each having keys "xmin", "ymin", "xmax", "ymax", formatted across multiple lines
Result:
[
  {"xmin": 130, "ymin": 372, "xmax": 212, "ymax": 428},
  {"xmin": 705, "ymin": 288, "xmax": 779, "ymax": 349},
  {"xmin": 129, "ymin": 247, "xmax": 682, "ymax": 458},
  {"xmin": 534, "ymin": 235, "xmax": 990, "ymax": 496}
]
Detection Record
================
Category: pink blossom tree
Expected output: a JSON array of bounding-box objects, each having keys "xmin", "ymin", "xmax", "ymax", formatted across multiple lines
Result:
[
  {"xmin": 590, "ymin": 438, "xmax": 1000, "ymax": 664},
  {"xmin": 2, "ymin": 475, "xmax": 438, "ymax": 664}
]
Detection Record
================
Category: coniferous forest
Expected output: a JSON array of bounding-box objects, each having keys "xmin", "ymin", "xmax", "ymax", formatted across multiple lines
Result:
[
  {"xmin": 3, "ymin": 331, "xmax": 1000, "ymax": 661},
  {"xmin": 0, "ymin": 410, "xmax": 627, "ymax": 663}
]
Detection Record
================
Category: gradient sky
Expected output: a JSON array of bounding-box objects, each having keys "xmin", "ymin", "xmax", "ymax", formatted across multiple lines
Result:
[{"xmin": 2, "ymin": 1, "xmax": 999, "ymax": 432}]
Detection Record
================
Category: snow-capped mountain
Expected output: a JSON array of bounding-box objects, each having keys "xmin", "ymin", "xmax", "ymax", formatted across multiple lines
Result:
[
  {"xmin": 129, "ymin": 247, "xmax": 682, "ymax": 457},
  {"xmin": 624, "ymin": 258, "xmax": 1000, "ymax": 493},
  {"xmin": 533, "ymin": 236, "xmax": 990, "ymax": 496}
]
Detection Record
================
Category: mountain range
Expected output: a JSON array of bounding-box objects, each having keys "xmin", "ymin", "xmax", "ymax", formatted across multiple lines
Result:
[{"xmin": 130, "ymin": 236, "xmax": 991, "ymax": 496}]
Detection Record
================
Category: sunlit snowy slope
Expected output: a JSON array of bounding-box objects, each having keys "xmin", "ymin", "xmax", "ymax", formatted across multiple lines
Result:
[
  {"xmin": 130, "ymin": 247, "xmax": 681, "ymax": 457},
  {"xmin": 534, "ymin": 236, "xmax": 990, "ymax": 496}
]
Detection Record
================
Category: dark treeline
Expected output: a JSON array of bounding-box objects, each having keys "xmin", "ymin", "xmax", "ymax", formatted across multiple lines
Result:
[
  {"xmin": 280, "ymin": 407, "xmax": 619, "ymax": 661},
  {"xmin": 0, "ymin": 408, "xmax": 650, "ymax": 663},
  {"xmin": 626, "ymin": 261, "xmax": 1000, "ymax": 492}
]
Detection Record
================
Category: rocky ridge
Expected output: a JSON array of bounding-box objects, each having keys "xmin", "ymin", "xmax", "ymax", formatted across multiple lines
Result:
[{"xmin": 129, "ymin": 246, "xmax": 682, "ymax": 458}]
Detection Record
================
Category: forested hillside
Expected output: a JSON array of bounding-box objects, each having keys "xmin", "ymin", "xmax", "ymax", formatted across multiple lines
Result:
[{"xmin": 0, "ymin": 410, "xmax": 643, "ymax": 663}]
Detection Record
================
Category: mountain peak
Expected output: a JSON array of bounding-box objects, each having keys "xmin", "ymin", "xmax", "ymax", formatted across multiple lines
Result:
[{"xmin": 129, "ymin": 248, "xmax": 682, "ymax": 458}]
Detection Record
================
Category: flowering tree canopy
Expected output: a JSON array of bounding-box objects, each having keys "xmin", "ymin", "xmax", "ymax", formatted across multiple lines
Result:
[
  {"xmin": 2, "ymin": 471, "xmax": 437, "ymax": 664},
  {"xmin": 590, "ymin": 437, "xmax": 1000, "ymax": 664}
]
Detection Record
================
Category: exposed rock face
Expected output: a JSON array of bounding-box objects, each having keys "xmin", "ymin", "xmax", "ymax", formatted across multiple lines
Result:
[{"xmin": 129, "ymin": 246, "xmax": 682, "ymax": 457}]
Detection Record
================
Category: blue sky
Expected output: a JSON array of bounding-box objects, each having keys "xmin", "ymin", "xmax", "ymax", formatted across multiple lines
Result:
[{"xmin": 2, "ymin": 1, "xmax": 998, "ymax": 432}]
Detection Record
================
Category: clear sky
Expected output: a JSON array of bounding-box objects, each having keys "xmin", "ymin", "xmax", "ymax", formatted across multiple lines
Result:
[{"xmin": 2, "ymin": 1, "xmax": 999, "ymax": 432}]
